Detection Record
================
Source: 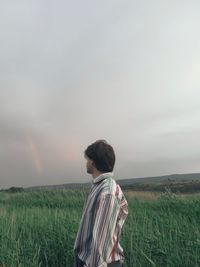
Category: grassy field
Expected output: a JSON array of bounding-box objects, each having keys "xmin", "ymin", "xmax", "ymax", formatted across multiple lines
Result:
[{"xmin": 0, "ymin": 188, "xmax": 200, "ymax": 267}]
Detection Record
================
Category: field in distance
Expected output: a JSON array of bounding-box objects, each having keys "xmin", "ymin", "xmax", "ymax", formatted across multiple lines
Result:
[
  {"xmin": 10, "ymin": 172, "xmax": 199, "ymax": 194},
  {"xmin": 0, "ymin": 184, "xmax": 200, "ymax": 267}
]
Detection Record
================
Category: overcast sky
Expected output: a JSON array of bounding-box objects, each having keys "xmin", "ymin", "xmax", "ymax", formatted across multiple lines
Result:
[{"xmin": 0, "ymin": 1, "xmax": 200, "ymax": 189}]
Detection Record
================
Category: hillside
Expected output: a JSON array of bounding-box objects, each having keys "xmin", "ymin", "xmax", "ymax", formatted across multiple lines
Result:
[
  {"xmin": 24, "ymin": 173, "xmax": 200, "ymax": 193},
  {"xmin": 118, "ymin": 173, "xmax": 200, "ymax": 193}
]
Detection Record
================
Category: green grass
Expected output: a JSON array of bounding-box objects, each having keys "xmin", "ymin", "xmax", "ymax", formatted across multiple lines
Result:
[{"xmin": 0, "ymin": 189, "xmax": 200, "ymax": 267}]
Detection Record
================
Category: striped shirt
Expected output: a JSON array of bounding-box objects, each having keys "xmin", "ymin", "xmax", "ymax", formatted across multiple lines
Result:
[{"xmin": 74, "ymin": 172, "xmax": 128, "ymax": 267}]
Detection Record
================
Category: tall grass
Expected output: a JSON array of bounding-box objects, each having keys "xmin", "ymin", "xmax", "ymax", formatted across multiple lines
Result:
[{"xmin": 0, "ymin": 189, "xmax": 200, "ymax": 266}]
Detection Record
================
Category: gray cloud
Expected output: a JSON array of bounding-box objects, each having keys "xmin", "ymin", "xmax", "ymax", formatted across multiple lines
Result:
[{"xmin": 0, "ymin": 1, "xmax": 200, "ymax": 188}]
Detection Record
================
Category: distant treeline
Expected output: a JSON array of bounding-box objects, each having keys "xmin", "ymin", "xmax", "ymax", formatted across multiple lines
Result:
[
  {"xmin": 1, "ymin": 175, "xmax": 200, "ymax": 194},
  {"xmin": 0, "ymin": 186, "xmax": 24, "ymax": 193},
  {"xmin": 122, "ymin": 180, "xmax": 200, "ymax": 193}
]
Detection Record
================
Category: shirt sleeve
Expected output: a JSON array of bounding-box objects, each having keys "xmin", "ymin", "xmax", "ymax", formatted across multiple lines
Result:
[{"xmin": 84, "ymin": 193, "xmax": 120, "ymax": 267}]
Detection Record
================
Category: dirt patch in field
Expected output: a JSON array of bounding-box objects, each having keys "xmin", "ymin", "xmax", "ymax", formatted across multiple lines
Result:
[{"xmin": 124, "ymin": 190, "xmax": 158, "ymax": 200}]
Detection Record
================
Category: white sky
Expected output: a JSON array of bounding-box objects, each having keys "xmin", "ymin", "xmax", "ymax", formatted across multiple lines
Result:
[{"xmin": 0, "ymin": 0, "xmax": 200, "ymax": 188}]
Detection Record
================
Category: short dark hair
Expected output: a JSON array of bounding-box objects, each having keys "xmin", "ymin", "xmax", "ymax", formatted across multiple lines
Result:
[{"xmin": 84, "ymin": 140, "xmax": 115, "ymax": 172}]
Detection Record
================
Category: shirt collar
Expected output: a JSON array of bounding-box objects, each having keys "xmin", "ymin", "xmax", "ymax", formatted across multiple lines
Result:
[{"xmin": 92, "ymin": 172, "xmax": 114, "ymax": 184}]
